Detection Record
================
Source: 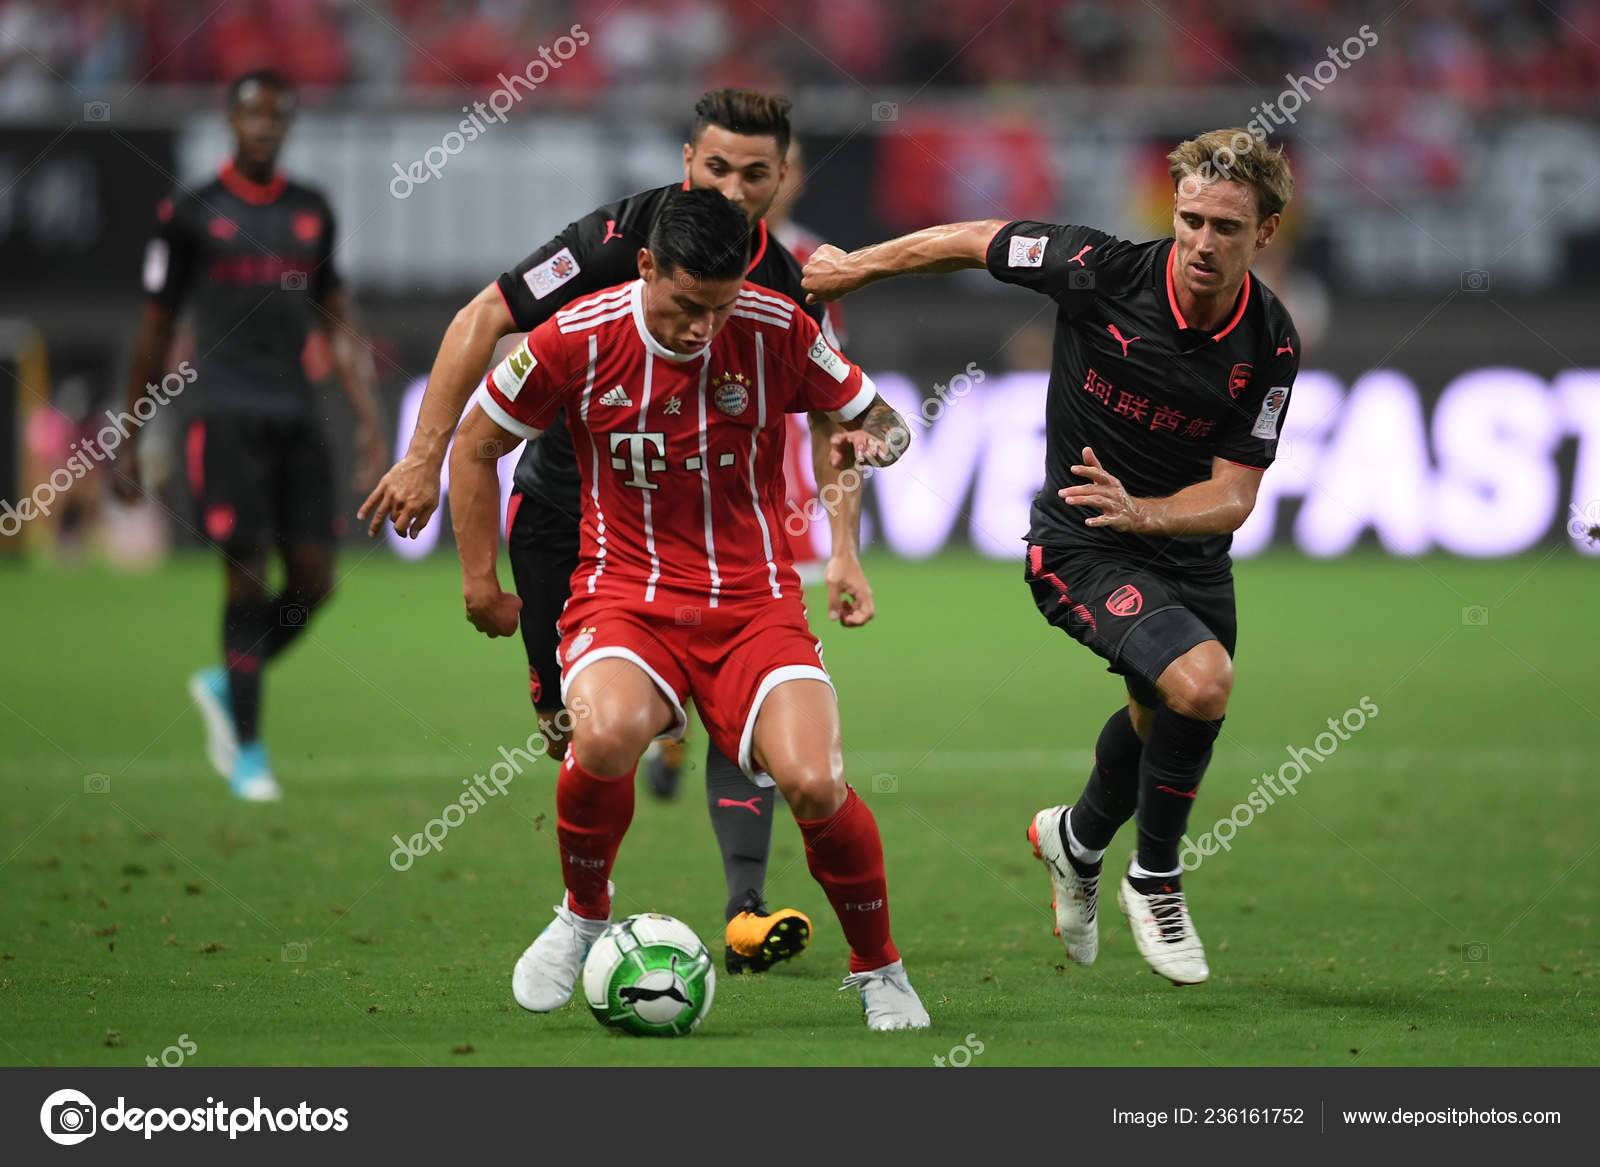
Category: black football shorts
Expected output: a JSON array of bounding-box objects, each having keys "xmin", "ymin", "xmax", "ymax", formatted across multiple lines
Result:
[
  {"xmin": 1024, "ymin": 543, "xmax": 1237, "ymax": 709},
  {"xmin": 505, "ymin": 490, "xmax": 581, "ymax": 712},
  {"xmin": 185, "ymin": 414, "xmax": 337, "ymax": 551}
]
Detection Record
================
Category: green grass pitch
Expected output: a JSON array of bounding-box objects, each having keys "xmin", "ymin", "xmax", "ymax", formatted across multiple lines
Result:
[{"xmin": 1, "ymin": 548, "xmax": 1594, "ymax": 1066}]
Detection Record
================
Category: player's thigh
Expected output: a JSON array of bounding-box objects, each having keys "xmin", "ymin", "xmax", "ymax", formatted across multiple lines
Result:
[
  {"xmin": 506, "ymin": 491, "xmax": 580, "ymax": 714},
  {"xmin": 748, "ymin": 679, "xmax": 845, "ymax": 816},
  {"xmin": 273, "ymin": 418, "xmax": 339, "ymax": 550},
  {"xmin": 1026, "ymin": 544, "xmax": 1216, "ymax": 709},
  {"xmin": 189, "ymin": 415, "xmax": 271, "ymax": 555},
  {"xmin": 692, "ymin": 601, "xmax": 839, "ymax": 793},
  {"xmin": 564, "ymin": 656, "xmax": 677, "ymax": 771},
  {"xmin": 560, "ymin": 599, "xmax": 690, "ymax": 769}
]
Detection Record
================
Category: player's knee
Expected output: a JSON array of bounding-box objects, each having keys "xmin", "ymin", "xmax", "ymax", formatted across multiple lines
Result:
[
  {"xmin": 224, "ymin": 555, "xmax": 270, "ymax": 604},
  {"xmin": 287, "ymin": 569, "xmax": 334, "ymax": 610},
  {"xmin": 776, "ymin": 756, "xmax": 846, "ymax": 820},
  {"xmin": 571, "ymin": 706, "xmax": 652, "ymax": 778},
  {"xmin": 1166, "ymin": 661, "xmax": 1233, "ymax": 721},
  {"xmin": 301, "ymin": 577, "xmax": 335, "ymax": 610}
]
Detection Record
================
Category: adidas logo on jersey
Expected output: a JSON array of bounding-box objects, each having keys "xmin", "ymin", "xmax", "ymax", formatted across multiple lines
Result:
[{"xmin": 599, "ymin": 386, "xmax": 633, "ymax": 407}]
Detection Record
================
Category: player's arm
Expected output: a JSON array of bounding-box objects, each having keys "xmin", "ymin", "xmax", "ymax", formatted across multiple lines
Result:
[
  {"xmin": 110, "ymin": 302, "xmax": 177, "ymax": 501},
  {"xmin": 802, "ymin": 220, "xmax": 1006, "ymax": 302},
  {"xmin": 114, "ymin": 195, "xmax": 195, "ymax": 501},
  {"xmin": 804, "ymin": 408, "xmax": 872, "ymax": 624},
  {"xmin": 829, "ymin": 395, "xmax": 913, "ymax": 469},
  {"xmin": 1059, "ymin": 449, "xmax": 1262, "ymax": 535},
  {"xmin": 360, "ymin": 282, "xmax": 517, "ymax": 537},
  {"xmin": 447, "ymin": 322, "xmax": 569, "ymax": 637},
  {"xmin": 362, "ymin": 200, "xmax": 637, "ymax": 538},
  {"xmin": 449, "ymin": 402, "xmax": 531, "ymax": 638},
  {"xmin": 319, "ymin": 286, "xmax": 386, "ymax": 492}
]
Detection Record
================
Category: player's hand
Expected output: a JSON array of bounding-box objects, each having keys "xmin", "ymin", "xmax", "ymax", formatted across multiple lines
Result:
[
  {"xmin": 110, "ymin": 445, "xmax": 143, "ymax": 503},
  {"xmin": 358, "ymin": 453, "xmax": 440, "ymax": 539},
  {"xmin": 1059, "ymin": 446, "xmax": 1147, "ymax": 532},
  {"xmin": 825, "ymin": 553, "xmax": 875, "ymax": 627},
  {"xmin": 463, "ymin": 577, "xmax": 522, "ymax": 638},
  {"xmin": 802, "ymin": 244, "xmax": 861, "ymax": 304},
  {"xmin": 830, "ymin": 428, "xmax": 890, "ymax": 468},
  {"xmin": 352, "ymin": 422, "xmax": 388, "ymax": 493}
]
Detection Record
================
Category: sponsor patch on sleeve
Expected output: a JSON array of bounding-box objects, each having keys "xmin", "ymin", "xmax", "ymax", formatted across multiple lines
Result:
[
  {"xmin": 807, "ymin": 334, "xmax": 850, "ymax": 384},
  {"xmin": 1007, "ymin": 234, "xmax": 1048, "ymax": 268},
  {"xmin": 522, "ymin": 247, "xmax": 581, "ymax": 300},
  {"xmin": 1251, "ymin": 387, "xmax": 1289, "ymax": 439},
  {"xmin": 491, "ymin": 338, "xmax": 537, "ymax": 400}
]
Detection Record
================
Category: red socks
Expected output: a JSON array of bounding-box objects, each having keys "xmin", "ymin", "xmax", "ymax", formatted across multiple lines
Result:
[
  {"xmin": 555, "ymin": 747, "xmax": 636, "ymax": 920},
  {"xmin": 796, "ymin": 787, "xmax": 899, "ymax": 972}
]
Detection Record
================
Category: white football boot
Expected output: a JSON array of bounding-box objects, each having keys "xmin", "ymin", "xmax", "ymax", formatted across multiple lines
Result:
[
  {"xmin": 188, "ymin": 666, "xmax": 238, "ymax": 779},
  {"xmin": 513, "ymin": 886, "xmax": 612, "ymax": 1012},
  {"xmin": 839, "ymin": 960, "xmax": 931, "ymax": 1031},
  {"xmin": 1117, "ymin": 863, "xmax": 1209, "ymax": 985},
  {"xmin": 1027, "ymin": 805, "xmax": 1100, "ymax": 964}
]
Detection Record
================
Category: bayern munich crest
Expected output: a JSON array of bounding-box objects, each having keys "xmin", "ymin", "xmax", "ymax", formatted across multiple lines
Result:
[
  {"xmin": 711, "ymin": 371, "xmax": 749, "ymax": 416},
  {"xmin": 566, "ymin": 626, "xmax": 597, "ymax": 663}
]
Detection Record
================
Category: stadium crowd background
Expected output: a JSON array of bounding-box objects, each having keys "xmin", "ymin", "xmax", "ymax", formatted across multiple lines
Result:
[
  {"xmin": 4, "ymin": 0, "xmax": 1600, "ymax": 103},
  {"xmin": 1, "ymin": 0, "xmax": 1598, "ymax": 564}
]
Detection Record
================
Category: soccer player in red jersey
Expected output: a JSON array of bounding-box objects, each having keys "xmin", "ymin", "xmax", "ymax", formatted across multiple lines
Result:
[
  {"xmin": 362, "ymin": 92, "xmax": 866, "ymax": 975},
  {"xmin": 448, "ymin": 189, "xmax": 929, "ymax": 1030}
]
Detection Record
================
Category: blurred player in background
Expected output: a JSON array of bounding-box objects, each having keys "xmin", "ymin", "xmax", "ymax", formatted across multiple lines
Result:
[
  {"xmin": 362, "ymin": 90, "xmax": 870, "ymax": 974},
  {"xmin": 449, "ymin": 188, "xmax": 928, "ymax": 1029},
  {"xmin": 805, "ymin": 129, "xmax": 1300, "ymax": 987},
  {"xmin": 114, "ymin": 70, "xmax": 384, "ymax": 801}
]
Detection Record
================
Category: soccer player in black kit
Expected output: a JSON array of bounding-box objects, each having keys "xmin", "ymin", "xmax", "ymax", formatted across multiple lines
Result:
[
  {"xmin": 362, "ymin": 91, "xmax": 870, "ymax": 974},
  {"xmin": 804, "ymin": 129, "xmax": 1300, "ymax": 985},
  {"xmin": 113, "ymin": 71, "xmax": 384, "ymax": 801}
]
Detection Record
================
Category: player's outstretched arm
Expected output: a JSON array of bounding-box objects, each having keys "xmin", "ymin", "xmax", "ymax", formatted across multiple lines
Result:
[
  {"xmin": 447, "ymin": 403, "xmax": 530, "ymax": 638},
  {"xmin": 802, "ymin": 220, "xmax": 1007, "ymax": 303},
  {"xmin": 319, "ymin": 288, "xmax": 386, "ymax": 493},
  {"xmin": 1059, "ymin": 448, "xmax": 1263, "ymax": 536},
  {"xmin": 806, "ymin": 410, "xmax": 874, "ymax": 627},
  {"xmin": 110, "ymin": 301, "xmax": 177, "ymax": 502},
  {"xmin": 359, "ymin": 282, "xmax": 517, "ymax": 538},
  {"xmin": 829, "ymin": 395, "xmax": 913, "ymax": 469}
]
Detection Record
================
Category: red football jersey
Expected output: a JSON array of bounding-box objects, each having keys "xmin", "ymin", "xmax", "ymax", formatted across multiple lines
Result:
[{"xmin": 476, "ymin": 278, "xmax": 876, "ymax": 606}]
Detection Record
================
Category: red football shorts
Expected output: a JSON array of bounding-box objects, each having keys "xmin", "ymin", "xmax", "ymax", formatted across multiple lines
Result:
[{"xmin": 558, "ymin": 586, "xmax": 831, "ymax": 784}]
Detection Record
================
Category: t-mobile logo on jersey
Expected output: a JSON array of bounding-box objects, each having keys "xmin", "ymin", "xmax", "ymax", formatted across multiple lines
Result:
[{"xmin": 609, "ymin": 432, "xmax": 667, "ymax": 490}]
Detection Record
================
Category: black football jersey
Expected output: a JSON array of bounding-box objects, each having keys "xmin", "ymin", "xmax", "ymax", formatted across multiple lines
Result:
[
  {"xmin": 496, "ymin": 183, "xmax": 829, "ymax": 519},
  {"xmin": 143, "ymin": 161, "xmax": 342, "ymax": 419},
  {"xmin": 985, "ymin": 220, "xmax": 1300, "ymax": 570}
]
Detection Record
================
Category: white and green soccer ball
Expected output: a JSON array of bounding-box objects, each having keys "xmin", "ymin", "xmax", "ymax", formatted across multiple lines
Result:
[{"xmin": 582, "ymin": 913, "xmax": 716, "ymax": 1036}]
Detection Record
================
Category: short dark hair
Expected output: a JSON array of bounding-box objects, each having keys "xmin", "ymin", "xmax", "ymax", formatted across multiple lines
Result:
[
  {"xmin": 647, "ymin": 188, "xmax": 751, "ymax": 282},
  {"xmin": 691, "ymin": 89, "xmax": 791, "ymax": 157},
  {"xmin": 228, "ymin": 69, "xmax": 296, "ymax": 112}
]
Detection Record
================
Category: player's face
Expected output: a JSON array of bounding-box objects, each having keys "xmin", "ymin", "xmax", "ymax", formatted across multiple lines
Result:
[
  {"xmin": 228, "ymin": 82, "xmax": 294, "ymax": 171},
  {"xmin": 683, "ymin": 128, "xmax": 787, "ymax": 225},
  {"xmin": 1171, "ymin": 179, "xmax": 1278, "ymax": 302},
  {"xmin": 764, "ymin": 140, "xmax": 805, "ymax": 227},
  {"xmin": 638, "ymin": 252, "xmax": 745, "ymax": 354}
]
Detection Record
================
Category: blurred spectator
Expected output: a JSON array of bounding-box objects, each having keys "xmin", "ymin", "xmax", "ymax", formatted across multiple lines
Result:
[{"xmin": 2, "ymin": 0, "xmax": 1597, "ymax": 106}]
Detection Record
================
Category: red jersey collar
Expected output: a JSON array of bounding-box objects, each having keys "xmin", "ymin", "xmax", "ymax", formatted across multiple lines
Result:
[
  {"xmin": 219, "ymin": 159, "xmax": 287, "ymax": 205},
  {"xmin": 1165, "ymin": 241, "xmax": 1250, "ymax": 342}
]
